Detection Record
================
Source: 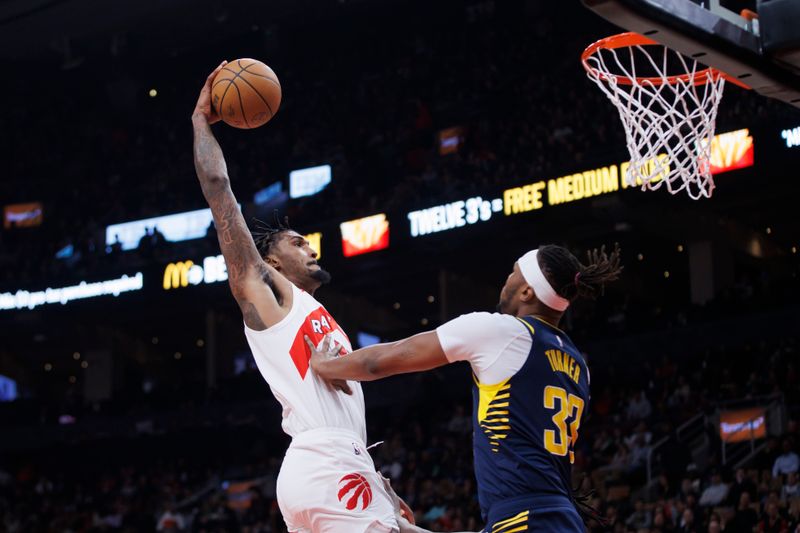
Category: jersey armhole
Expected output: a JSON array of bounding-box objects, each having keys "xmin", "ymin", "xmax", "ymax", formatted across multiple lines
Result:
[
  {"xmin": 514, "ymin": 316, "xmax": 536, "ymax": 337},
  {"xmin": 243, "ymin": 284, "xmax": 300, "ymax": 335}
]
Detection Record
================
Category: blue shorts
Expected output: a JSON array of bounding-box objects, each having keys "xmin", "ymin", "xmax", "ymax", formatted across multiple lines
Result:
[{"xmin": 484, "ymin": 494, "xmax": 585, "ymax": 533}]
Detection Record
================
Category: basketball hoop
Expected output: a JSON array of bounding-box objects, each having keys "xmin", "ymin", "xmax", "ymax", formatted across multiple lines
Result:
[{"xmin": 582, "ymin": 33, "xmax": 746, "ymax": 200}]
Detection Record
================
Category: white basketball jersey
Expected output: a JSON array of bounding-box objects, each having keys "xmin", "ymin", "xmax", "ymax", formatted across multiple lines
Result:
[{"xmin": 244, "ymin": 283, "xmax": 366, "ymax": 443}]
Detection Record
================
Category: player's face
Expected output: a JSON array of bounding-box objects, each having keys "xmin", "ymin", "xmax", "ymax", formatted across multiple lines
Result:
[
  {"xmin": 496, "ymin": 263, "xmax": 526, "ymax": 315},
  {"xmin": 270, "ymin": 231, "xmax": 331, "ymax": 285}
]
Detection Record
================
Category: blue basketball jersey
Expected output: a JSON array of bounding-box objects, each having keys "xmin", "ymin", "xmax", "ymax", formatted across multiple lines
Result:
[{"xmin": 471, "ymin": 315, "xmax": 591, "ymax": 526}]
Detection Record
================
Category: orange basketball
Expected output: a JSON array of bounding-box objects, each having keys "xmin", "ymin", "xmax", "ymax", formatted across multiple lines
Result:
[{"xmin": 211, "ymin": 59, "xmax": 281, "ymax": 129}]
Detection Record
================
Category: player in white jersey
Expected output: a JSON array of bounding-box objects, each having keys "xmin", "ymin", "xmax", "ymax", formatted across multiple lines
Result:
[{"xmin": 192, "ymin": 62, "xmax": 400, "ymax": 533}]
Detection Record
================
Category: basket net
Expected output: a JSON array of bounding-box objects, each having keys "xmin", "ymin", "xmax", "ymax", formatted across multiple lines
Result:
[{"xmin": 583, "ymin": 33, "xmax": 727, "ymax": 200}]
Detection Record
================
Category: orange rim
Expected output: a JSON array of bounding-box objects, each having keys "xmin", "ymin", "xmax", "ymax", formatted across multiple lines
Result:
[{"xmin": 582, "ymin": 32, "xmax": 749, "ymax": 89}]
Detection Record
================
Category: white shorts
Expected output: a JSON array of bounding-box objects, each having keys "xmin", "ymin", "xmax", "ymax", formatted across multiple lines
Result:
[{"xmin": 276, "ymin": 427, "xmax": 399, "ymax": 533}]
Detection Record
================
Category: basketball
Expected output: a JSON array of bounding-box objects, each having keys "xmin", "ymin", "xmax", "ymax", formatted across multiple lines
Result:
[{"xmin": 211, "ymin": 58, "xmax": 281, "ymax": 129}]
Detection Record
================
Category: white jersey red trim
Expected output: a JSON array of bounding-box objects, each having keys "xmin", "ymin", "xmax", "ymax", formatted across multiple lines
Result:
[{"xmin": 244, "ymin": 283, "xmax": 366, "ymax": 442}]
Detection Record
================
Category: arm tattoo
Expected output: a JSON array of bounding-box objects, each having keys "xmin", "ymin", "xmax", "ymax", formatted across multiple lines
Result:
[
  {"xmin": 192, "ymin": 115, "xmax": 228, "ymax": 180},
  {"xmin": 241, "ymin": 302, "xmax": 267, "ymax": 330},
  {"xmin": 192, "ymin": 117, "xmax": 276, "ymax": 305}
]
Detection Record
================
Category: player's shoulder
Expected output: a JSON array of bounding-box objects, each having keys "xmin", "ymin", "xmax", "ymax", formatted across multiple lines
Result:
[
  {"xmin": 447, "ymin": 311, "xmax": 530, "ymax": 334},
  {"xmin": 457, "ymin": 311, "xmax": 498, "ymax": 320}
]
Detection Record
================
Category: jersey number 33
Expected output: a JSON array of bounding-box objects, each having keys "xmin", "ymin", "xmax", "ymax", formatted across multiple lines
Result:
[{"xmin": 543, "ymin": 385, "xmax": 584, "ymax": 464}]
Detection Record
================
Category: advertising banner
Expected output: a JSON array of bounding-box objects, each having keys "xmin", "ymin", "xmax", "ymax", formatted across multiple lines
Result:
[
  {"xmin": 4, "ymin": 202, "xmax": 43, "ymax": 229},
  {"xmin": 719, "ymin": 408, "xmax": 767, "ymax": 443},
  {"xmin": 340, "ymin": 214, "xmax": 389, "ymax": 257}
]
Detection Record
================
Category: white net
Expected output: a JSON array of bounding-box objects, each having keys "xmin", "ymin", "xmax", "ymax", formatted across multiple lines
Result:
[{"xmin": 583, "ymin": 36, "xmax": 726, "ymax": 200}]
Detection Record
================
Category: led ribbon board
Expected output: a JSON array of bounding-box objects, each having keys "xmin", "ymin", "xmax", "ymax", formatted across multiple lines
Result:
[
  {"xmin": 0, "ymin": 273, "xmax": 144, "ymax": 311},
  {"xmin": 781, "ymin": 126, "xmax": 800, "ymax": 148},
  {"xmin": 407, "ymin": 197, "xmax": 503, "ymax": 237}
]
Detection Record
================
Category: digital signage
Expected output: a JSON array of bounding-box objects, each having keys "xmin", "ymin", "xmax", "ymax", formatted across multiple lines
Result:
[
  {"xmin": 340, "ymin": 214, "xmax": 389, "ymax": 257},
  {"xmin": 357, "ymin": 331, "xmax": 381, "ymax": 348},
  {"xmin": 163, "ymin": 255, "xmax": 228, "ymax": 290},
  {"xmin": 438, "ymin": 126, "xmax": 464, "ymax": 155},
  {"xmin": 253, "ymin": 181, "xmax": 284, "ymax": 206},
  {"xmin": 0, "ymin": 273, "xmax": 144, "ymax": 311},
  {"xmin": 106, "ymin": 208, "xmax": 224, "ymax": 251},
  {"xmin": 406, "ymin": 127, "xmax": 751, "ymax": 238},
  {"xmin": 709, "ymin": 128, "xmax": 754, "ymax": 174},
  {"xmin": 305, "ymin": 232, "xmax": 322, "ymax": 259},
  {"xmin": 0, "ymin": 375, "xmax": 18, "ymax": 402},
  {"xmin": 781, "ymin": 126, "xmax": 800, "ymax": 148},
  {"xmin": 719, "ymin": 408, "xmax": 767, "ymax": 443},
  {"xmin": 505, "ymin": 162, "xmax": 626, "ymax": 210},
  {"xmin": 4, "ymin": 202, "xmax": 43, "ymax": 229},
  {"xmin": 408, "ymin": 196, "xmax": 503, "ymax": 237},
  {"xmin": 289, "ymin": 165, "xmax": 332, "ymax": 199}
]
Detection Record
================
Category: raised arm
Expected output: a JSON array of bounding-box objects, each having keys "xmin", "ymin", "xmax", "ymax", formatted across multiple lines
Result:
[
  {"xmin": 191, "ymin": 62, "xmax": 291, "ymax": 330},
  {"xmin": 307, "ymin": 331, "xmax": 449, "ymax": 382}
]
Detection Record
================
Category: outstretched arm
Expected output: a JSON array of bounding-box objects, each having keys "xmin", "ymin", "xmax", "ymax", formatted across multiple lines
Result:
[
  {"xmin": 191, "ymin": 62, "xmax": 291, "ymax": 330},
  {"xmin": 307, "ymin": 331, "xmax": 449, "ymax": 382}
]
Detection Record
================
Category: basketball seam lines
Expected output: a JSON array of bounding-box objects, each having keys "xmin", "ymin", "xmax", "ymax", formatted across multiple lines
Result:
[
  {"xmin": 236, "ymin": 59, "xmax": 253, "ymax": 128},
  {"xmin": 217, "ymin": 79, "xmax": 236, "ymax": 121},
  {"xmin": 241, "ymin": 61, "xmax": 281, "ymax": 87},
  {"xmin": 231, "ymin": 65, "xmax": 275, "ymax": 119},
  {"xmin": 216, "ymin": 68, "xmax": 247, "ymax": 126},
  {"xmin": 229, "ymin": 81, "xmax": 250, "ymax": 128},
  {"xmin": 212, "ymin": 65, "xmax": 244, "ymax": 125}
]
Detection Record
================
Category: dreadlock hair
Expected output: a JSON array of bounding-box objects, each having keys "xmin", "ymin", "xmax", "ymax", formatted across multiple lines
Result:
[
  {"xmin": 252, "ymin": 212, "xmax": 293, "ymax": 259},
  {"xmin": 537, "ymin": 243, "xmax": 622, "ymax": 302},
  {"xmin": 571, "ymin": 474, "xmax": 610, "ymax": 528}
]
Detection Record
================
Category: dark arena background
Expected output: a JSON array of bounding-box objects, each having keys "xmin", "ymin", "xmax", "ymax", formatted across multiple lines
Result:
[{"xmin": 1, "ymin": 0, "xmax": 800, "ymax": 531}]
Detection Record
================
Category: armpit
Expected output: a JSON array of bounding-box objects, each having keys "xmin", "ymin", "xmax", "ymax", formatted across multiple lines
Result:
[
  {"xmin": 241, "ymin": 301, "xmax": 267, "ymax": 331},
  {"xmin": 257, "ymin": 262, "xmax": 283, "ymax": 306}
]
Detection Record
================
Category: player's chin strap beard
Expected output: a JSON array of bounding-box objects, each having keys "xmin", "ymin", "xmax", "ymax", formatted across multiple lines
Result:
[{"xmin": 311, "ymin": 268, "xmax": 332, "ymax": 284}]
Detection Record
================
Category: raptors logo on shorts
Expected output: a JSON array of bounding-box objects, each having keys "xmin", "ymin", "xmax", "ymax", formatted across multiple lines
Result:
[{"xmin": 337, "ymin": 473, "xmax": 373, "ymax": 511}]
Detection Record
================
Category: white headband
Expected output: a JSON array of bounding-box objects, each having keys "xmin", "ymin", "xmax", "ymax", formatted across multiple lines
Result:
[{"xmin": 517, "ymin": 249, "xmax": 570, "ymax": 312}]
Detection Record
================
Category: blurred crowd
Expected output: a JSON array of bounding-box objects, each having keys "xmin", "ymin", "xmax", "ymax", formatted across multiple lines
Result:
[
  {"xmin": 0, "ymin": 0, "xmax": 783, "ymax": 289},
  {"xmin": 1, "ymin": 332, "xmax": 797, "ymax": 532}
]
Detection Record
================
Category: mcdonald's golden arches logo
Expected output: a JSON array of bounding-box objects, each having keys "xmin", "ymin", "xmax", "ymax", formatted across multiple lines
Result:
[{"xmin": 163, "ymin": 255, "xmax": 228, "ymax": 290}]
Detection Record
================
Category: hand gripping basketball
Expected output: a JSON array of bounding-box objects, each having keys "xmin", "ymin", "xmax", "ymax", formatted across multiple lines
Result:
[
  {"xmin": 192, "ymin": 61, "xmax": 228, "ymax": 125},
  {"xmin": 210, "ymin": 58, "xmax": 282, "ymax": 129}
]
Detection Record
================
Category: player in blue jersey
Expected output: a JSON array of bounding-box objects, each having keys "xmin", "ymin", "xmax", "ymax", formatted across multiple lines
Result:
[{"xmin": 306, "ymin": 244, "xmax": 621, "ymax": 532}]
